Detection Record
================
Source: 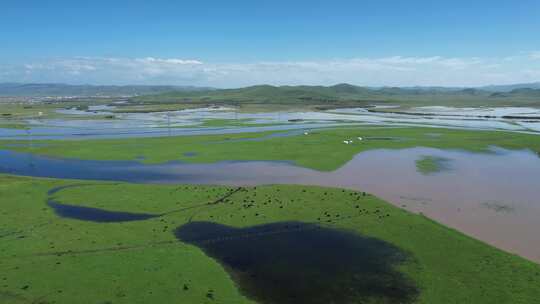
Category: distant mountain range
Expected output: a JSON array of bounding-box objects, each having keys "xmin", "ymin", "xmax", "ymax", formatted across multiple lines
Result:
[
  {"xmin": 0, "ymin": 83, "xmax": 211, "ymax": 97},
  {"xmin": 1, "ymin": 82, "xmax": 539, "ymax": 107},
  {"xmin": 480, "ymin": 82, "xmax": 540, "ymax": 92},
  {"xmin": 1, "ymin": 82, "xmax": 540, "ymax": 97},
  {"xmin": 132, "ymin": 83, "xmax": 540, "ymax": 107}
]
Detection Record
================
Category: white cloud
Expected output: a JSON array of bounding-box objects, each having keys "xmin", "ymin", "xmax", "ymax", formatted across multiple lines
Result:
[
  {"xmin": 2, "ymin": 54, "xmax": 539, "ymax": 87},
  {"xmin": 24, "ymin": 63, "xmax": 45, "ymax": 70},
  {"xmin": 137, "ymin": 57, "xmax": 203, "ymax": 65},
  {"xmin": 523, "ymin": 69, "xmax": 540, "ymax": 78},
  {"xmin": 378, "ymin": 56, "xmax": 443, "ymax": 64},
  {"xmin": 529, "ymin": 51, "xmax": 540, "ymax": 60}
]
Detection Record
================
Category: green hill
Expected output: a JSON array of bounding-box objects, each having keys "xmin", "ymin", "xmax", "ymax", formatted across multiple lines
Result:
[
  {"xmin": 490, "ymin": 88, "xmax": 540, "ymax": 98},
  {"xmin": 132, "ymin": 84, "xmax": 540, "ymax": 107}
]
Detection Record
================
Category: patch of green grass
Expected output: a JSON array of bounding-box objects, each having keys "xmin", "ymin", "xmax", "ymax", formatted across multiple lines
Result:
[
  {"xmin": 0, "ymin": 174, "xmax": 538, "ymax": 303},
  {"xmin": 0, "ymin": 123, "xmax": 28, "ymax": 130},
  {"xmin": 0, "ymin": 102, "xmax": 91, "ymax": 119},
  {"xmin": 2, "ymin": 126, "xmax": 540, "ymax": 171},
  {"xmin": 195, "ymin": 118, "xmax": 256, "ymax": 128},
  {"xmin": 415, "ymin": 156, "xmax": 453, "ymax": 175},
  {"xmin": 0, "ymin": 100, "xmax": 121, "ymax": 124}
]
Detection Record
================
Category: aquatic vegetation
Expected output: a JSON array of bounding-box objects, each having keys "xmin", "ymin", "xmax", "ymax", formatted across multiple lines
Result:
[
  {"xmin": 481, "ymin": 201, "xmax": 515, "ymax": 213},
  {"xmin": 415, "ymin": 155, "xmax": 453, "ymax": 175}
]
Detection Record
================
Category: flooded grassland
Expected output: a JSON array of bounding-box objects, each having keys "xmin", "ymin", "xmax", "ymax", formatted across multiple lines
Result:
[
  {"xmin": 1, "ymin": 177, "xmax": 539, "ymax": 304},
  {"xmin": 1, "ymin": 107, "xmax": 540, "ymax": 303}
]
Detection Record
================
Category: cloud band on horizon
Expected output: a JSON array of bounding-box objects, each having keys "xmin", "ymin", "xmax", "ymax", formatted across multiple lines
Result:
[{"xmin": 2, "ymin": 52, "xmax": 539, "ymax": 88}]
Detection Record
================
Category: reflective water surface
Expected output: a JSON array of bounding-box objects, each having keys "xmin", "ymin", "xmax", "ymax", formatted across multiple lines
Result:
[
  {"xmin": 47, "ymin": 199, "xmax": 159, "ymax": 222},
  {"xmin": 1, "ymin": 147, "xmax": 540, "ymax": 262},
  {"xmin": 176, "ymin": 221, "xmax": 418, "ymax": 304},
  {"xmin": 2, "ymin": 106, "xmax": 540, "ymax": 140}
]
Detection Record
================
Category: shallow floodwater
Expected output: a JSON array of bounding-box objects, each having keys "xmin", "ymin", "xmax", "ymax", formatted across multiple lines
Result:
[
  {"xmin": 1, "ymin": 147, "xmax": 540, "ymax": 262},
  {"xmin": 47, "ymin": 199, "xmax": 158, "ymax": 222},
  {"xmin": 406, "ymin": 106, "xmax": 540, "ymax": 117},
  {"xmin": 175, "ymin": 221, "xmax": 418, "ymax": 304},
  {"xmin": 0, "ymin": 122, "xmax": 345, "ymax": 140},
  {"xmin": 2, "ymin": 105, "xmax": 540, "ymax": 140},
  {"xmin": 45, "ymin": 184, "xmax": 161, "ymax": 222}
]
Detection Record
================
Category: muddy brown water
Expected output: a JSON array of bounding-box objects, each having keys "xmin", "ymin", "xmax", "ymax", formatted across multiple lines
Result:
[
  {"xmin": 1, "ymin": 147, "xmax": 540, "ymax": 262},
  {"xmin": 175, "ymin": 221, "xmax": 418, "ymax": 304}
]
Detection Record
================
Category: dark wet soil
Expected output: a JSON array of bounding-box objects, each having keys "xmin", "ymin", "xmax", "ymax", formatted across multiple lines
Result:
[{"xmin": 175, "ymin": 221, "xmax": 418, "ymax": 304}]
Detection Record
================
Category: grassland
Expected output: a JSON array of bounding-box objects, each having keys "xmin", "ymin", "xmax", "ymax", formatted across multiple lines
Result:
[
  {"xmin": 0, "ymin": 123, "xmax": 28, "ymax": 130},
  {"xmin": 2, "ymin": 126, "xmax": 539, "ymax": 171},
  {"xmin": 0, "ymin": 174, "xmax": 539, "ymax": 303},
  {"xmin": 0, "ymin": 103, "xmax": 74, "ymax": 119},
  {"xmin": 0, "ymin": 101, "xmax": 112, "ymax": 119}
]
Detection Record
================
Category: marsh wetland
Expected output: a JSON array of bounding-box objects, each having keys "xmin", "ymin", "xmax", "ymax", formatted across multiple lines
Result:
[
  {"xmin": 4, "ymin": 0, "xmax": 540, "ymax": 301},
  {"xmin": 1, "ymin": 101, "xmax": 540, "ymax": 303}
]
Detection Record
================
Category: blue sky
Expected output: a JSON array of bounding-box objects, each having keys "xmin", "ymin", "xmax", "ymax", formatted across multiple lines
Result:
[{"xmin": 1, "ymin": 0, "xmax": 540, "ymax": 87}]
